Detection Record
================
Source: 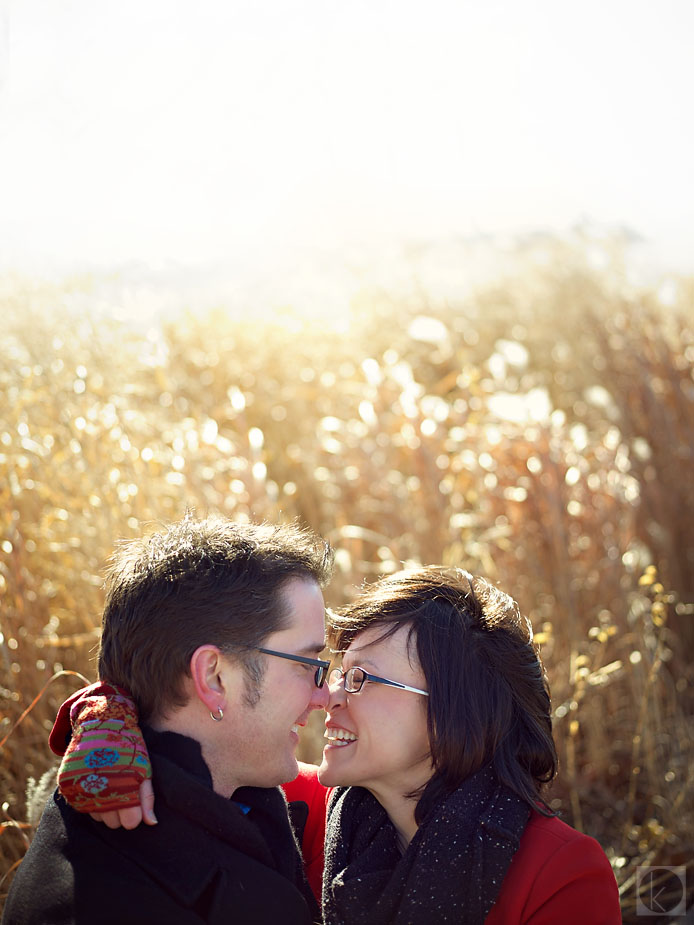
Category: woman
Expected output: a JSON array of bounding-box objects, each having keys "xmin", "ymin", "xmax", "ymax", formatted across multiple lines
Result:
[
  {"xmin": 49, "ymin": 566, "xmax": 620, "ymax": 923},
  {"xmin": 318, "ymin": 566, "xmax": 621, "ymax": 924}
]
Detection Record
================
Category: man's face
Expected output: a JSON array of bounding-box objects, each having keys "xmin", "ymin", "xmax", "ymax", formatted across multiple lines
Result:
[{"xmin": 212, "ymin": 577, "xmax": 328, "ymax": 793}]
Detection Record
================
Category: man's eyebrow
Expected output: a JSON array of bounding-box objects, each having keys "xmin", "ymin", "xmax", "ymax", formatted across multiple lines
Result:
[{"xmin": 294, "ymin": 642, "xmax": 329, "ymax": 656}]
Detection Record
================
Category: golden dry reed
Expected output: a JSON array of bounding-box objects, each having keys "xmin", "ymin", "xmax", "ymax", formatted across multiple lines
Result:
[{"xmin": 1, "ymin": 239, "xmax": 693, "ymax": 919}]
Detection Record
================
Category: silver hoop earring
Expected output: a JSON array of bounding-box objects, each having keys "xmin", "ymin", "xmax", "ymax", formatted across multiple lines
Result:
[{"xmin": 210, "ymin": 707, "xmax": 224, "ymax": 722}]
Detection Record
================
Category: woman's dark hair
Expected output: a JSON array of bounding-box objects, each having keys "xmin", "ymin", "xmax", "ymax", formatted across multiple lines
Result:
[
  {"xmin": 328, "ymin": 566, "xmax": 557, "ymax": 820},
  {"xmin": 98, "ymin": 513, "xmax": 333, "ymax": 722}
]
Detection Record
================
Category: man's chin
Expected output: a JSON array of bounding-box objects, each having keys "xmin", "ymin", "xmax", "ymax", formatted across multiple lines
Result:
[{"xmin": 276, "ymin": 755, "xmax": 300, "ymax": 786}]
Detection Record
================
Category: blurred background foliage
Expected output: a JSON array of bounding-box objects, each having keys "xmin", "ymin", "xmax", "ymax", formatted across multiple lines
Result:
[{"xmin": 1, "ymin": 236, "xmax": 693, "ymax": 920}]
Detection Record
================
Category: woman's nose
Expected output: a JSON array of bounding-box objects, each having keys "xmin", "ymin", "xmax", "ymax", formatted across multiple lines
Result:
[{"xmin": 326, "ymin": 673, "xmax": 347, "ymax": 710}]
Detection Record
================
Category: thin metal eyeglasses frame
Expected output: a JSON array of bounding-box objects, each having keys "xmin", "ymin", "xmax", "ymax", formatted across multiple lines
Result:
[
  {"xmin": 330, "ymin": 666, "xmax": 429, "ymax": 696},
  {"xmin": 256, "ymin": 647, "xmax": 331, "ymax": 688}
]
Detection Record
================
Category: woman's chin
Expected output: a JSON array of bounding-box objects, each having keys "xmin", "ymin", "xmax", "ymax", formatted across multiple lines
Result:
[{"xmin": 317, "ymin": 748, "xmax": 348, "ymax": 788}]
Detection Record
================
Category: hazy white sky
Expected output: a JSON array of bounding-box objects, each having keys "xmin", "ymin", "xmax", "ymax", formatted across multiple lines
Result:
[{"xmin": 1, "ymin": 0, "xmax": 693, "ymax": 273}]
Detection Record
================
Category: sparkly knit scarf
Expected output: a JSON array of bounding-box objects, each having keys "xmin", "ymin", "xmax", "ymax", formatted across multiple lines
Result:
[{"xmin": 323, "ymin": 765, "xmax": 530, "ymax": 925}]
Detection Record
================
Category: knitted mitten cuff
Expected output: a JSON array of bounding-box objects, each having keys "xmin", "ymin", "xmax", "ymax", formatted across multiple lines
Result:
[{"xmin": 49, "ymin": 681, "xmax": 151, "ymax": 813}]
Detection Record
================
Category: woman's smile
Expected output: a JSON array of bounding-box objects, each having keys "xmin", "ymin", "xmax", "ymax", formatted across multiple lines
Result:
[{"xmin": 324, "ymin": 723, "xmax": 358, "ymax": 748}]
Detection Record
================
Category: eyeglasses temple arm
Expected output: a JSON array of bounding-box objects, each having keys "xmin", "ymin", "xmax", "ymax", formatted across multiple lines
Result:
[{"xmin": 369, "ymin": 673, "xmax": 430, "ymax": 697}]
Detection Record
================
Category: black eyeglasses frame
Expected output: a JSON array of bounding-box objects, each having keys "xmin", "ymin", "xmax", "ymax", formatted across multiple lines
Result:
[
  {"xmin": 256, "ymin": 647, "xmax": 331, "ymax": 688},
  {"xmin": 329, "ymin": 665, "xmax": 429, "ymax": 696}
]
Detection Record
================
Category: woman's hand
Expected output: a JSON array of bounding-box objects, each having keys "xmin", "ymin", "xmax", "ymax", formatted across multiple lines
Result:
[
  {"xmin": 49, "ymin": 681, "xmax": 153, "ymax": 818},
  {"xmin": 90, "ymin": 778, "xmax": 157, "ymax": 829}
]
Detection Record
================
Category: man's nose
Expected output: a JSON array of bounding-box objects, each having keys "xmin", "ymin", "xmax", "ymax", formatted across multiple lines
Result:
[{"xmin": 309, "ymin": 678, "xmax": 330, "ymax": 711}]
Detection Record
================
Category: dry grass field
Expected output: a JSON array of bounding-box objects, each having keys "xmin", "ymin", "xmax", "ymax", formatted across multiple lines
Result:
[{"xmin": 1, "ymin": 238, "xmax": 693, "ymax": 920}]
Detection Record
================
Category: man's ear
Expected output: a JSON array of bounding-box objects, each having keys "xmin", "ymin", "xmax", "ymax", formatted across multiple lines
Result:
[{"xmin": 189, "ymin": 645, "xmax": 234, "ymax": 714}]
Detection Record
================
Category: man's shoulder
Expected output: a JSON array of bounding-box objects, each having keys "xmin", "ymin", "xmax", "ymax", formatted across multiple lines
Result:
[
  {"xmin": 3, "ymin": 791, "xmax": 79, "ymax": 924},
  {"xmin": 21, "ymin": 788, "xmax": 88, "ymax": 857},
  {"xmin": 7, "ymin": 787, "xmax": 193, "ymax": 913},
  {"xmin": 13, "ymin": 788, "xmax": 142, "ymax": 883},
  {"xmin": 5, "ymin": 779, "xmax": 317, "ymax": 925}
]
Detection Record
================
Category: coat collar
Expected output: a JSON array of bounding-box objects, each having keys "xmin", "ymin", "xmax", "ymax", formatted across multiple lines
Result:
[{"xmin": 94, "ymin": 728, "xmax": 300, "ymax": 909}]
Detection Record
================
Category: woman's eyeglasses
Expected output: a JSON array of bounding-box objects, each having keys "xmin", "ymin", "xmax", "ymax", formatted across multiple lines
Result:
[
  {"xmin": 329, "ymin": 665, "xmax": 429, "ymax": 696},
  {"xmin": 256, "ymin": 647, "xmax": 331, "ymax": 688}
]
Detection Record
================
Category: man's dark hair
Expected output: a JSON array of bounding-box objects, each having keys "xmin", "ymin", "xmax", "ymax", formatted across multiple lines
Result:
[
  {"xmin": 328, "ymin": 566, "xmax": 557, "ymax": 821},
  {"xmin": 98, "ymin": 514, "xmax": 333, "ymax": 722}
]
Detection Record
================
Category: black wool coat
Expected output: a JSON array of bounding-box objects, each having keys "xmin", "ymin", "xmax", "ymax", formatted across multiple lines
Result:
[{"xmin": 2, "ymin": 729, "xmax": 319, "ymax": 925}]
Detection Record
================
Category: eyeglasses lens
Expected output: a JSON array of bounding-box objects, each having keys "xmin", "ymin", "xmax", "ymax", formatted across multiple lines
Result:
[
  {"xmin": 329, "ymin": 666, "xmax": 366, "ymax": 693},
  {"xmin": 348, "ymin": 667, "xmax": 366, "ymax": 692}
]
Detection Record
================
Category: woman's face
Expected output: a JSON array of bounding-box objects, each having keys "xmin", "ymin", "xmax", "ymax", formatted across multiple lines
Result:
[{"xmin": 318, "ymin": 623, "xmax": 433, "ymax": 800}]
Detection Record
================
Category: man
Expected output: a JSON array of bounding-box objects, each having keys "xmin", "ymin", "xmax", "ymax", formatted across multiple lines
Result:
[{"xmin": 3, "ymin": 514, "xmax": 333, "ymax": 924}]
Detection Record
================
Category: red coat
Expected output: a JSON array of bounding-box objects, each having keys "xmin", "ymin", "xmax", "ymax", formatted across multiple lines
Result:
[
  {"xmin": 486, "ymin": 811, "xmax": 621, "ymax": 924},
  {"xmin": 283, "ymin": 766, "xmax": 621, "ymax": 923},
  {"xmin": 282, "ymin": 762, "xmax": 328, "ymax": 902}
]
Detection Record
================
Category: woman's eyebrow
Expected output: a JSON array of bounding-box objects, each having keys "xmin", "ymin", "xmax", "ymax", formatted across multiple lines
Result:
[{"xmin": 343, "ymin": 655, "xmax": 379, "ymax": 672}]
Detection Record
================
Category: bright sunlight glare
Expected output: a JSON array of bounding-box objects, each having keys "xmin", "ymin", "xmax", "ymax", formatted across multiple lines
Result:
[{"xmin": 1, "ymin": 0, "xmax": 693, "ymax": 322}]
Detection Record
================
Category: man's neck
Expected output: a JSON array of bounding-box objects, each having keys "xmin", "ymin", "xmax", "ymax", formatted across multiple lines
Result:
[{"xmin": 149, "ymin": 709, "xmax": 243, "ymax": 799}]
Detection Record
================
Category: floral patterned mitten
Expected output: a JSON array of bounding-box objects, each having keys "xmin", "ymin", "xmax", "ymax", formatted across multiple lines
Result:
[{"xmin": 49, "ymin": 681, "xmax": 151, "ymax": 813}]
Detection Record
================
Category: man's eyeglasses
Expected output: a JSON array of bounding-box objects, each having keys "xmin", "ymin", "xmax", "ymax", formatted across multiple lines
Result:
[
  {"xmin": 329, "ymin": 666, "xmax": 429, "ymax": 696},
  {"xmin": 257, "ymin": 647, "xmax": 331, "ymax": 689}
]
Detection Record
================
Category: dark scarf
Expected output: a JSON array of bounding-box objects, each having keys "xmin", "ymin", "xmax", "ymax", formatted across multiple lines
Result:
[{"xmin": 323, "ymin": 765, "xmax": 530, "ymax": 925}]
